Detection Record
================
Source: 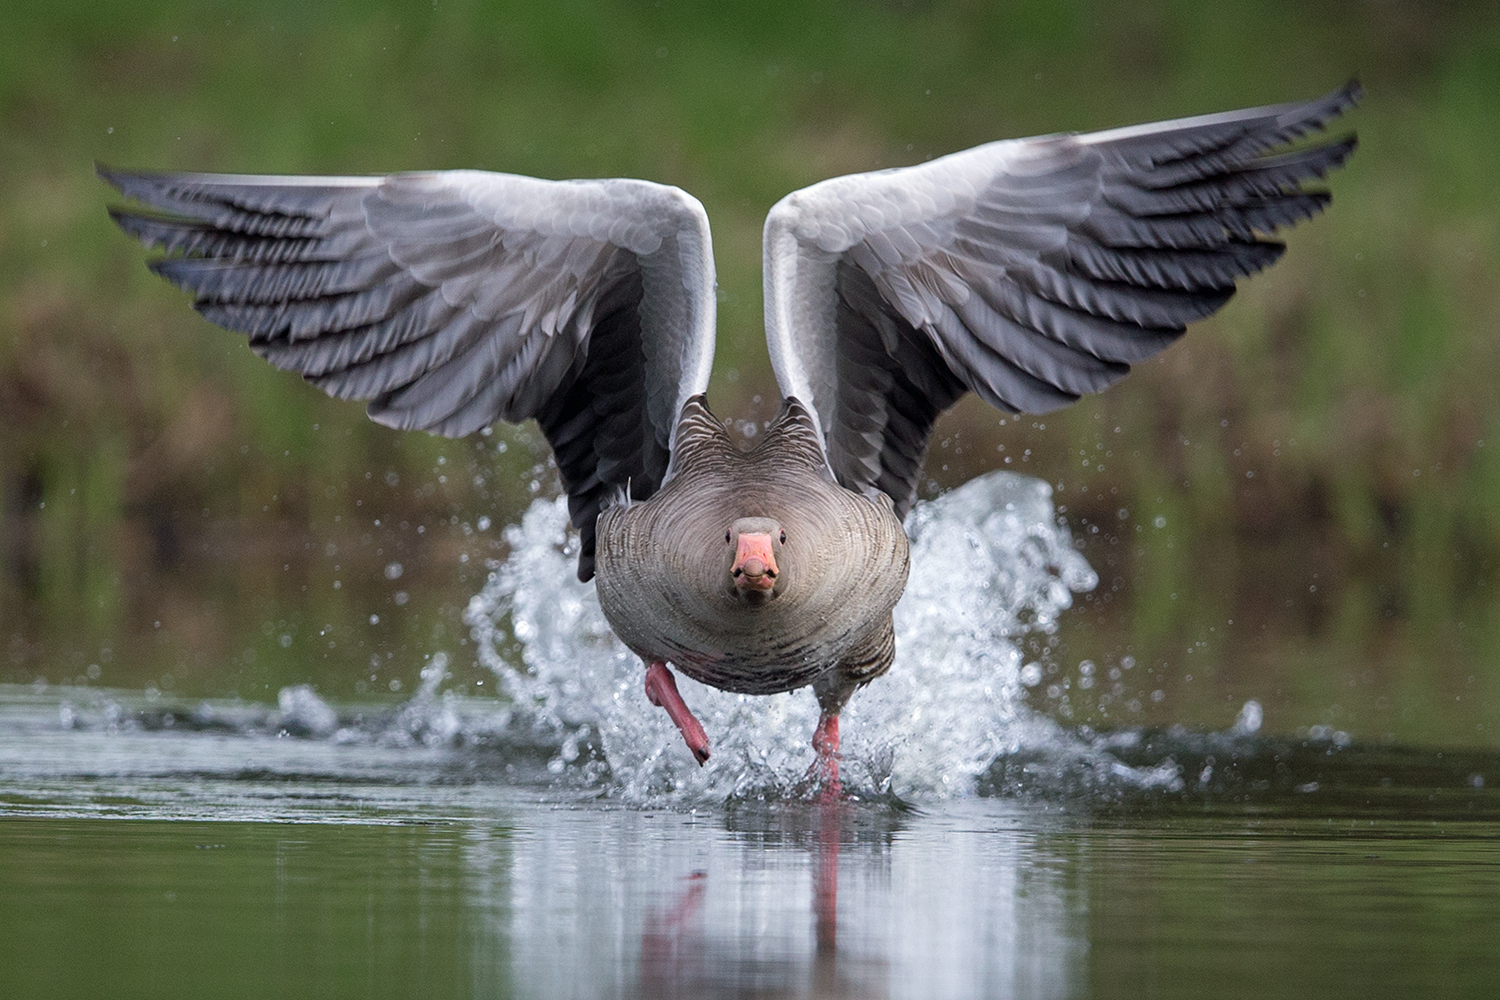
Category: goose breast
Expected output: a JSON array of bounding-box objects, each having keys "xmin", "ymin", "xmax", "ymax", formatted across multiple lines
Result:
[{"xmin": 594, "ymin": 398, "xmax": 908, "ymax": 696}]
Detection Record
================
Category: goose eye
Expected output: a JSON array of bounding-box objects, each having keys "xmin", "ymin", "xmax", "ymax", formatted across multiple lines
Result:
[
  {"xmin": 725, "ymin": 530, "xmax": 732, "ymax": 544},
  {"xmin": 779, "ymin": 530, "xmax": 787, "ymax": 544}
]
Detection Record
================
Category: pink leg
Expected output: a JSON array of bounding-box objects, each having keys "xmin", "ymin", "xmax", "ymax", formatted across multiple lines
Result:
[
  {"xmin": 644, "ymin": 661, "xmax": 710, "ymax": 765},
  {"xmin": 811, "ymin": 712, "xmax": 841, "ymax": 799}
]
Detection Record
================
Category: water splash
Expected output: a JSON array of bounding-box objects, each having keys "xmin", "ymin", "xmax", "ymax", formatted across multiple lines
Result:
[
  {"xmin": 32, "ymin": 471, "xmax": 1193, "ymax": 808},
  {"xmin": 15, "ymin": 447, "xmax": 1494, "ymax": 813},
  {"xmin": 466, "ymin": 470, "xmax": 1128, "ymax": 804},
  {"xmin": 276, "ymin": 684, "xmax": 338, "ymax": 738}
]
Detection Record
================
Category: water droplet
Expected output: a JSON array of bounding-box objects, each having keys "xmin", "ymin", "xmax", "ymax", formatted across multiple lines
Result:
[{"xmin": 466, "ymin": 472, "xmax": 1102, "ymax": 803}]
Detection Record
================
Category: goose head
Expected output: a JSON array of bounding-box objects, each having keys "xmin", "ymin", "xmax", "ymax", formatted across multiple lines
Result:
[{"xmin": 726, "ymin": 516, "xmax": 784, "ymax": 603}]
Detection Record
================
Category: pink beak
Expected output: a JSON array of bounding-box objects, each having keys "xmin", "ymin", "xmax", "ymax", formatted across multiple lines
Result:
[{"xmin": 731, "ymin": 532, "xmax": 778, "ymax": 592}]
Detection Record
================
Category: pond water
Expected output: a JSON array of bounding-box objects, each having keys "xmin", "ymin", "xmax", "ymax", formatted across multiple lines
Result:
[{"xmin": 3, "ymin": 473, "xmax": 1497, "ymax": 998}]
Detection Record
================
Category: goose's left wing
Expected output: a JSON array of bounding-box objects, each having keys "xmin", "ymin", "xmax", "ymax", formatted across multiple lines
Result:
[
  {"xmin": 763, "ymin": 81, "xmax": 1359, "ymax": 516},
  {"xmin": 103, "ymin": 168, "xmax": 716, "ymax": 580}
]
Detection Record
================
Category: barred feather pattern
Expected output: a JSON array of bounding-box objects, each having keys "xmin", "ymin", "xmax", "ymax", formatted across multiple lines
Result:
[
  {"xmin": 102, "ymin": 167, "xmax": 716, "ymax": 580},
  {"xmin": 102, "ymin": 84, "xmax": 1357, "ymax": 711},
  {"xmin": 594, "ymin": 396, "xmax": 908, "ymax": 697},
  {"xmin": 765, "ymin": 80, "xmax": 1360, "ymax": 514}
]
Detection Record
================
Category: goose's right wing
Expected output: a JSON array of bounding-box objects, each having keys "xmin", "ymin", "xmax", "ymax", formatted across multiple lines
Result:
[
  {"xmin": 764, "ymin": 81, "xmax": 1359, "ymax": 516},
  {"xmin": 104, "ymin": 168, "xmax": 716, "ymax": 580}
]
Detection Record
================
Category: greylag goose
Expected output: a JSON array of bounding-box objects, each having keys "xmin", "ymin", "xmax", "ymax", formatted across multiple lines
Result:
[{"xmin": 104, "ymin": 81, "xmax": 1359, "ymax": 778}]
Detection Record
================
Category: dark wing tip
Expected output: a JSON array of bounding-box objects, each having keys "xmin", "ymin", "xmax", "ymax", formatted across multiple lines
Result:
[
  {"xmin": 1337, "ymin": 78, "xmax": 1364, "ymax": 111},
  {"xmin": 1322, "ymin": 132, "xmax": 1359, "ymax": 170},
  {"xmin": 1316, "ymin": 78, "xmax": 1361, "ymax": 125},
  {"xmin": 98, "ymin": 164, "xmax": 159, "ymax": 213},
  {"xmin": 105, "ymin": 204, "xmax": 140, "ymax": 234},
  {"xmin": 96, "ymin": 164, "xmax": 174, "ymax": 206},
  {"xmin": 1285, "ymin": 79, "xmax": 1362, "ymax": 140},
  {"xmin": 96, "ymin": 162, "xmax": 154, "ymax": 192}
]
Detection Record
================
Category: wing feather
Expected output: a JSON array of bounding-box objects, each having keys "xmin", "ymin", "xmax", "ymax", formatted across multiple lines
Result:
[
  {"xmin": 764, "ymin": 81, "xmax": 1359, "ymax": 513},
  {"xmin": 104, "ymin": 166, "xmax": 716, "ymax": 579}
]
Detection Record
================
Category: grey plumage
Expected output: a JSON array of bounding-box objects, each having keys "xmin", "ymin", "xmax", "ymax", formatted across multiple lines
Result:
[
  {"xmin": 594, "ymin": 397, "xmax": 908, "ymax": 708},
  {"xmin": 765, "ymin": 79, "xmax": 1360, "ymax": 516},
  {"xmin": 103, "ymin": 82, "xmax": 1357, "ymax": 726},
  {"xmin": 103, "ymin": 168, "xmax": 716, "ymax": 581}
]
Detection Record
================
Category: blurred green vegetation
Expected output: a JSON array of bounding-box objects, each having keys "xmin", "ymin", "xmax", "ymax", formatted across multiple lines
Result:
[{"xmin": 1, "ymin": 1, "xmax": 1497, "ymax": 743}]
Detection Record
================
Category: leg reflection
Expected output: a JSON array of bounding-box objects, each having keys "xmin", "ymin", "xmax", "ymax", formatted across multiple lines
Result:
[
  {"xmin": 813, "ymin": 793, "xmax": 842, "ymax": 996},
  {"xmin": 633, "ymin": 801, "xmax": 890, "ymax": 1000},
  {"xmin": 639, "ymin": 870, "xmax": 707, "ymax": 991},
  {"xmin": 815, "ymin": 794, "xmax": 840, "ymax": 954}
]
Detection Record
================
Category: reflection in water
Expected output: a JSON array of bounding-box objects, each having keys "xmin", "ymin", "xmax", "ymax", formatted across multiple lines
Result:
[
  {"xmin": 505, "ymin": 801, "xmax": 1081, "ymax": 999},
  {"xmin": 815, "ymin": 798, "xmax": 838, "ymax": 958},
  {"xmin": 629, "ymin": 800, "xmax": 890, "ymax": 1000},
  {"xmin": 2, "ymin": 684, "xmax": 1499, "ymax": 999},
  {"xmin": 639, "ymin": 870, "xmax": 708, "ymax": 994}
]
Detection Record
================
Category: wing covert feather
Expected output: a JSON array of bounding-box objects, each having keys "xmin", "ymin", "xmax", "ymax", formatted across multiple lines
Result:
[
  {"xmin": 104, "ymin": 167, "xmax": 717, "ymax": 580},
  {"xmin": 764, "ymin": 81, "xmax": 1359, "ymax": 515}
]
